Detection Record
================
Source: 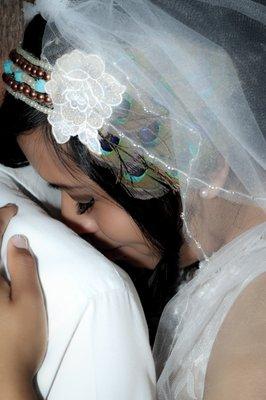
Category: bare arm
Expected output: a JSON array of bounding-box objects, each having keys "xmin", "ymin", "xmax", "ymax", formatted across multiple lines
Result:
[
  {"xmin": 204, "ymin": 273, "xmax": 266, "ymax": 400},
  {"xmin": 1, "ymin": 381, "xmax": 40, "ymax": 400}
]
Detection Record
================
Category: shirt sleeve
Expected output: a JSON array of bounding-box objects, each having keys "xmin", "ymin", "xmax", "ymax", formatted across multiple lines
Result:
[{"xmin": 46, "ymin": 284, "xmax": 156, "ymax": 400}]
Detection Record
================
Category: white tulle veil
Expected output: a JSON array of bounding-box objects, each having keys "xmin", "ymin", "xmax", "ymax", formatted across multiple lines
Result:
[
  {"xmin": 23, "ymin": 0, "xmax": 265, "ymax": 260},
  {"xmin": 23, "ymin": 0, "xmax": 265, "ymax": 398}
]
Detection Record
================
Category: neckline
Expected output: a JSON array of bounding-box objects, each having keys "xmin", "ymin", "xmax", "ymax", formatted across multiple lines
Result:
[{"xmin": 199, "ymin": 221, "xmax": 266, "ymax": 270}]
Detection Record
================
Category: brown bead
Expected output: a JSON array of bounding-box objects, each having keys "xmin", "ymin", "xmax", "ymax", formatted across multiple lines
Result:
[
  {"xmin": 5, "ymin": 75, "xmax": 11, "ymax": 84},
  {"xmin": 18, "ymin": 83, "xmax": 24, "ymax": 91},
  {"xmin": 45, "ymin": 95, "xmax": 52, "ymax": 104},
  {"xmin": 31, "ymin": 67, "xmax": 37, "ymax": 76},
  {"xmin": 30, "ymin": 90, "xmax": 37, "ymax": 99},
  {"xmin": 2, "ymin": 74, "xmax": 8, "ymax": 83},
  {"xmin": 37, "ymin": 93, "xmax": 45, "ymax": 102},
  {"xmin": 22, "ymin": 63, "xmax": 28, "ymax": 71},
  {"xmin": 23, "ymin": 86, "xmax": 31, "ymax": 95},
  {"xmin": 37, "ymin": 69, "xmax": 44, "ymax": 77},
  {"xmin": 44, "ymin": 72, "xmax": 51, "ymax": 81},
  {"xmin": 11, "ymin": 82, "xmax": 18, "ymax": 91},
  {"xmin": 27, "ymin": 65, "xmax": 32, "ymax": 73},
  {"xmin": 9, "ymin": 79, "xmax": 14, "ymax": 86},
  {"xmin": 15, "ymin": 57, "xmax": 20, "ymax": 64}
]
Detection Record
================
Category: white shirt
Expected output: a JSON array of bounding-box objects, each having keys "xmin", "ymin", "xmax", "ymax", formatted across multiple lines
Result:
[
  {"xmin": 0, "ymin": 164, "xmax": 156, "ymax": 400},
  {"xmin": 46, "ymin": 267, "xmax": 156, "ymax": 400}
]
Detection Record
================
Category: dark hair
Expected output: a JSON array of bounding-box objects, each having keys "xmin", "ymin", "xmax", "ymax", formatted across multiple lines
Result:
[{"xmin": 0, "ymin": 14, "xmax": 184, "ymax": 344}]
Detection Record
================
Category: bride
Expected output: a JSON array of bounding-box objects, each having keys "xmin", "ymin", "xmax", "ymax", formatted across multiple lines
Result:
[{"xmin": 0, "ymin": 0, "xmax": 265, "ymax": 399}]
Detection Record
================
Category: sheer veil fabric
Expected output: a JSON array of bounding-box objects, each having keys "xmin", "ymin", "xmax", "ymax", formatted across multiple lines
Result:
[
  {"xmin": 154, "ymin": 221, "xmax": 266, "ymax": 399},
  {"xmin": 23, "ymin": 0, "xmax": 266, "ymax": 398},
  {"xmin": 24, "ymin": 0, "xmax": 266, "ymax": 257},
  {"xmin": 150, "ymin": 2, "xmax": 266, "ymax": 398}
]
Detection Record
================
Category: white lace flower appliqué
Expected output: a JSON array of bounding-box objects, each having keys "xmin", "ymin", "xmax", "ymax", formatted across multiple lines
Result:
[{"xmin": 45, "ymin": 49, "xmax": 126, "ymax": 154}]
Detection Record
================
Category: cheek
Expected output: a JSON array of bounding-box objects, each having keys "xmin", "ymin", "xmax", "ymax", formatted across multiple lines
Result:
[{"xmin": 95, "ymin": 203, "xmax": 143, "ymax": 245}]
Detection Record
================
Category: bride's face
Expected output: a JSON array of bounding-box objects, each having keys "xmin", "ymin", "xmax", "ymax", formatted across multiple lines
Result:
[{"xmin": 18, "ymin": 129, "xmax": 160, "ymax": 270}]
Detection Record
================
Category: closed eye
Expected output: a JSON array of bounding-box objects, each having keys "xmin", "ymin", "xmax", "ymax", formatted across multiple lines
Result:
[
  {"xmin": 48, "ymin": 183, "xmax": 95, "ymax": 214},
  {"xmin": 76, "ymin": 197, "xmax": 95, "ymax": 215}
]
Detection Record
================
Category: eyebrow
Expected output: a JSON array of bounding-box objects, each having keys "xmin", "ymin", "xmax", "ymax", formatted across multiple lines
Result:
[{"xmin": 48, "ymin": 182, "xmax": 83, "ymax": 190}]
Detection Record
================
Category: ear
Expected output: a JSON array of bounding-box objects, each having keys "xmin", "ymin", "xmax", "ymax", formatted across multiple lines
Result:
[{"xmin": 200, "ymin": 159, "xmax": 229, "ymax": 200}]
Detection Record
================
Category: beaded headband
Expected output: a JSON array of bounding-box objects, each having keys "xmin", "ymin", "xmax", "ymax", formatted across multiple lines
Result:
[
  {"xmin": 2, "ymin": 47, "xmax": 180, "ymax": 198},
  {"xmin": 3, "ymin": 46, "xmax": 53, "ymax": 113}
]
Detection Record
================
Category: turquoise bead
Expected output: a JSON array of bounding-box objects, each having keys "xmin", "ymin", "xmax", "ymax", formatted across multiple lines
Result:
[
  {"xmin": 3, "ymin": 60, "xmax": 13, "ymax": 74},
  {"xmin": 35, "ymin": 79, "xmax": 46, "ymax": 93},
  {"xmin": 14, "ymin": 71, "xmax": 24, "ymax": 83}
]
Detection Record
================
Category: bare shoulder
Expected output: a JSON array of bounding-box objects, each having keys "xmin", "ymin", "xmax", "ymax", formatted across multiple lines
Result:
[{"xmin": 204, "ymin": 272, "xmax": 266, "ymax": 400}]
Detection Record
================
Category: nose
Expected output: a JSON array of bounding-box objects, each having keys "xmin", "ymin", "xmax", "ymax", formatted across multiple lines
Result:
[{"xmin": 61, "ymin": 191, "xmax": 98, "ymax": 235}]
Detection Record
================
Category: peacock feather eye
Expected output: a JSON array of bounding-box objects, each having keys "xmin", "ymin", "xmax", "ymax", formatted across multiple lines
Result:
[
  {"xmin": 167, "ymin": 168, "xmax": 180, "ymax": 180},
  {"xmin": 139, "ymin": 120, "xmax": 160, "ymax": 146},
  {"xmin": 123, "ymin": 163, "xmax": 147, "ymax": 183},
  {"xmin": 112, "ymin": 95, "xmax": 132, "ymax": 126},
  {"xmin": 100, "ymin": 133, "xmax": 120, "ymax": 156}
]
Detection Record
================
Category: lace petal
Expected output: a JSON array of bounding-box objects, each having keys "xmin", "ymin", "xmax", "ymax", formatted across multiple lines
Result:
[
  {"xmin": 94, "ymin": 102, "xmax": 112, "ymax": 119},
  {"xmin": 100, "ymin": 73, "xmax": 126, "ymax": 105},
  {"xmin": 87, "ymin": 78, "xmax": 104, "ymax": 100},
  {"xmin": 86, "ymin": 109, "xmax": 104, "ymax": 129},
  {"xmin": 56, "ymin": 50, "xmax": 84, "ymax": 74},
  {"xmin": 65, "ymin": 68, "xmax": 89, "ymax": 81},
  {"xmin": 48, "ymin": 120, "xmax": 70, "ymax": 144},
  {"xmin": 61, "ymin": 104, "xmax": 86, "ymax": 125},
  {"xmin": 101, "ymin": 73, "xmax": 126, "ymax": 95},
  {"xmin": 65, "ymin": 89, "xmax": 89, "ymax": 112},
  {"xmin": 78, "ymin": 127, "xmax": 101, "ymax": 154},
  {"xmin": 83, "ymin": 53, "xmax": 105, "ymax": 80}
]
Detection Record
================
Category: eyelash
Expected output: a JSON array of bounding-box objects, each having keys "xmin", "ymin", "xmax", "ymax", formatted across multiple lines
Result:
[{"xmin": 76, "ymin": 197, "xmax": 95, "ymax": 215}]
